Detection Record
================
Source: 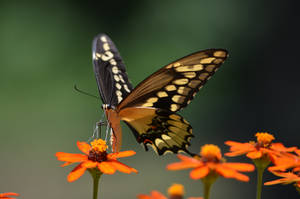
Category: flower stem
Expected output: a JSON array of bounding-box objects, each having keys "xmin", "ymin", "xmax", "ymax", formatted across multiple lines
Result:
[
  {"xmin": 202, "ymin": 172, "xmax": 218, "ymax": 199},
  {"xmin": 253, "ymin": 157, "xmax": 270, "ymax": 199},
  {"xmin": 256, "ymin": 166, "xmax": 264, "ymax": 199},
  {"xmin": 203, "ymin": 180, "xmax": 212, "ymax": 199},
  {"xmin": 88, "ymin": 169, "xmax": 102, "ymax": 199}
]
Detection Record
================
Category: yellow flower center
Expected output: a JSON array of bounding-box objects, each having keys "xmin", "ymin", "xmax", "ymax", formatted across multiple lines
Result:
[
  {"xmin": 200, "ymin": 144, "xmax": 222, "ymax": 161},
  {"xmin": 168, "ymin": 184, "xmax": 184, "ymax": 196},
  {"xmin": 255, "ymin": 132, "xmax": 275, "ymax": 147},
  {"xmin": 90, "ymin": 139, "xmax": 108, "ymax": 152},
  {"xmin": 88, "ymin": 139, "xmax": 108, "ymax": 162}
]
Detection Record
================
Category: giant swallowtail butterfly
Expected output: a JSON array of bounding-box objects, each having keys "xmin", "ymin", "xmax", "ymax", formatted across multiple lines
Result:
[{"xmin": 92, "ymin": 33, "xmax": 228, "ymax": 155}]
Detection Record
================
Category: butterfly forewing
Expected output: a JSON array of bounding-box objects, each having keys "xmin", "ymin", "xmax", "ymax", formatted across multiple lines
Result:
[
  {"xmin": 117, "ymin": 49, "xmax": 228, "ymax": 112},
  {"xmin": 93, "ymin": 34, "xmax": 133, "ymax": 106}
]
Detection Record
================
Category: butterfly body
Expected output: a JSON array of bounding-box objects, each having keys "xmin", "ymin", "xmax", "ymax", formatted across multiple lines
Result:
[{"xmin": 93, "ymin": 33, "xmax": 228, "ymax": 155}]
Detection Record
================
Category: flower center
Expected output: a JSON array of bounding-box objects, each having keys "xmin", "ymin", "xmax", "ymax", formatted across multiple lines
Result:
[
  {"xmin": 88, "ymin": 139, "xmax": 108, "ymax": 162},
  {"xmin": 200, "ymin": 144, "xmax": 222, "ymax": 162},
  {"xmin": 168, "ymin": 184, "xmax": 184, "ymax": 197},
  {"xmin": 255, "ymin": 132, "xmax": 275, "ymax": 147}
]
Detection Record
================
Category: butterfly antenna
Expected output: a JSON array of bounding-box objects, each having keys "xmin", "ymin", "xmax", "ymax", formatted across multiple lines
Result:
[{"xmin": 74, "ymin": 84, "xmax": 100, "ymax": 100}]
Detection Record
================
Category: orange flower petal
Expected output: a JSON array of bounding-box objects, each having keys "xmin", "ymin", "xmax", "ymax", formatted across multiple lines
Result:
[
  {"xmin": 222, "ymin": 163, "xmax": 255, "ymax": 172},
  {"xmin": 177, "ymin": 154, "xmax": 201, "ymax": 164},
  {"xmin": 77, "ymin": 141, "xmax": 91, "ymax": 155},
  {"xmin": 108, "ymin": 160, "xmax": 138, "ymax": 174},
  {"xmin": 295, "ymin": 149, "xmax": 300, "ymax": 156},
  {"xmin": 67, "ymin": 163, "xmax": 87, "ymax": 182},
  {"xmin": 137, "ymin": 194, "xmax": 152, "ymax": 199},
  {"xmin": 98, "ymin": 161, "xmax": 116, "ymax": 174},
  {"xmin": 271, "ymin": 143, "xmax": 297, "ymax": 152},
  {"xmin": 246, "ymin": 151, "xmax": 262, "ymax": 159},
  {"xmin": 150, "ymin": 191, "xmax": 168, "ymax": 199},
  {"xmin": 60, "ymin": 162, "xmax": 74, "ymax": 167},
  {"xmin": 167, "ymin": 161, "xmax": 200, "ymax": 171},
  {"xmin": 56, "ymin": 152, "xmax": 87, "ymax": 163},
  {"xmin": 0, "ymin": 193, "xmax": 19, "ymax": 198},
  {"xmin": 224, "ymin": 141, "xmax": 255, "ymax": 157},
  {"xmin": 264, "ymin": 171, "xmax": 300, "ymax": 186},
  {"xmin": 107, "ymin": 150, "xmax": 136, "ymax": 159},
  {"xmin": 216, "ymin": 165, "xmax": 250, "ymax": 182},
  {"xmin": 190, "ymin": 166, "xmax": 209, "ymax": 179},
  {"xmin": 225, "ymin": 141, "xmax": 254, "ymax": 150},
  {"xmin": 82, "ymin": 160, "xmax": 97, "ymax": 168}
]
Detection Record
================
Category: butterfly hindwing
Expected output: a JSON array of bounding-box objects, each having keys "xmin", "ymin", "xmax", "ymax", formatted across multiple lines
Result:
[
  {"xmin": 93, "ymin": 34, "xmax": 133, "ymax": 106},
  {"xmin": 120, "ymin": 107, "xmax": 193, "ymax": 155},
  {"xmin": 117, "ymin": 49, "xmax": 228, "ymax": 112}
]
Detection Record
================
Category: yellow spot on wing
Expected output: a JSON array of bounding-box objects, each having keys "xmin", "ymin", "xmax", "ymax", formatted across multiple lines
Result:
[
  {"xmin": 109, "ymin": 59, "xmax": 117, "ymax": 65},
  {"xmin": 183, "ymin": 72, "xmax": 196, "ymax": 78},
  {"xmin": 213, "ymin": 58, "xmax": 223, "ymax": 64},
  {"xmin": 199, "ymin": 73, "xmax": 209, "ymax": 80},
  {"xmin": 173, "ymin": 78, "xmax": 189, "ymax": 85},
  {"xmin": 114, "ymin": 75, "xmax": 120, "ymax": 81},
  {"xmin": 116, "ymin": 83, "xmax": 122, "ymax": 89},
  {"xmin": 117, "ymin": 96, "xmax": 122, "ymax": 102},
  {"xmin": 169, "ymin": 114, "xmax": 181, "ymax": 121},
  {"xmin": 177, "ymin": 86, "xmax": 191, "ymax": 95},
  {"xmin": 175, "ymin": 65, "xmax": 203, "ymax": 72},
  {"xmin": 157, "ymin": 91, "xmax": 168, "ymax": 97},
  {"xmin": 171, "ymin": 104, "xmax": 179, "ymax": 112},
  {"xmin": 112, "ymin": 66, "xmax": 119, "ymax": 74},
  {"xmin": 147, "ymin": 97, "xmax": 158, "ymax": 103},
  {"xmin": 188, "ymin": 80, "xmax": 201, "ymax": 88},
  {"xmin": 116, "ymin": 90, "xmax": 122, "ymax": 96},
  {"xmin": 119, "ymin": 75, "xmax": 125, "ymax": 83},
  {"xmin": 205, "ymin": 65, "xmax": 215, "ymax": 72},
  {"xmin": 200, "ymin": 57, "xmax": 216, "ymax": 64},
  {"xmin": 101, "ymin": 51, "xmax": 114, "ymax": 61},
  {"xmin": 124, "ymin": 84, "xmax": 131, "ymax": 93},
  {"xmin": 173, "ymin": 62, "xmax": 181, "ymax": 67},
  {"xmin": 103, "ymin": 43, "xmax": 110, "ymax": 51},
  {"xmin": 100, "ymin": 36, "xmax": 107, "ymax": 42},
  {"xmin": 142, "ymin": 102, "xmax": 153, "ymax": 107},
  {"xmin": 165, "ymin": 85, "xmax": 177, "ymax": 91},
  {"xmin": 155, "ymin": 138, "xmax": 166, "ymax": 148},
  {"xmin": 213, "ymin": 51, "xmax": 227, "ymax": 57},
  {"xmin": 172, "ymin": 95, "xmax": 185, "ymax": 103}
]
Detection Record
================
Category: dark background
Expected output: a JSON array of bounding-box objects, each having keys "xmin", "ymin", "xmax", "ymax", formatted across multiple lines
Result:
[{"xmin": 0, "ymin": 1, "xmax": 299, "ymax": 198}]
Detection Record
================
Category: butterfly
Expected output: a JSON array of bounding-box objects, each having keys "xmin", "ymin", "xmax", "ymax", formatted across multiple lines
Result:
[{"xmin": 92, "ymin": 33, "xmax": 228, "ymax": 155}]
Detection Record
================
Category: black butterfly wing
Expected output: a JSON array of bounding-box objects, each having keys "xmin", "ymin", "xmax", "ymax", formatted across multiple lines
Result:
[
  {"xmin": 118, "ymin": 49, "xmax": 228, "ymax": 111},
  {"xmin": 92, "ymin": 34, "xmax": 133, "ymax": 106},
  {"xmin": 117, "ymin": 49, "xmax": 228, "ymax": 155}
]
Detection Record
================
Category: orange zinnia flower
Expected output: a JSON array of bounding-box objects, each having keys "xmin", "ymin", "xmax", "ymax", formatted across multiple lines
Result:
[
  {"xmin": 0, "ymin": 193, "xmax": 19, "ymax": 199},
  {"xmin": 264, "ymin": 170, "xmax": 300, "ymax": 191},
  {"xmin": 167, "ymin": 144, "xmax": 254, "ymax": 182},
  {"xmin": 56, "ymin": 139, "xmax": 138, "ymax": 182},
  {"xmin": 137, "ymin": 184, "xmax": 202, "ymax": 199},
  {"xmin": 225, "ymin": 132, "xmax": 296, "ymax": 162}
]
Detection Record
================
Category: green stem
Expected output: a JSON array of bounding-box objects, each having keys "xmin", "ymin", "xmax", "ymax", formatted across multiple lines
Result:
[
  {"xmin": 256, "ymin": 166, "xmax": 264, "ymax": 199},
  {"xmin": 253, "ymin": 157, "xmax": 270, "ymax": 199},
  {"xmin": 202, "ymin": 172, "xmax": 218, "ymax": 199},
  {"xmin": 88, "ymin": 169, "xmax": 102, "ymax": 199},
  {"xmin": 203, "ymin": 180, "xmax": 212, "ymax": 199}
]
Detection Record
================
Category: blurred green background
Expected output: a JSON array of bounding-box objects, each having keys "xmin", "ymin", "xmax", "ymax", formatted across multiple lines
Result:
[{"xmin": 0, "ymin": 1, "xmax": 299, "ymax": 198}]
